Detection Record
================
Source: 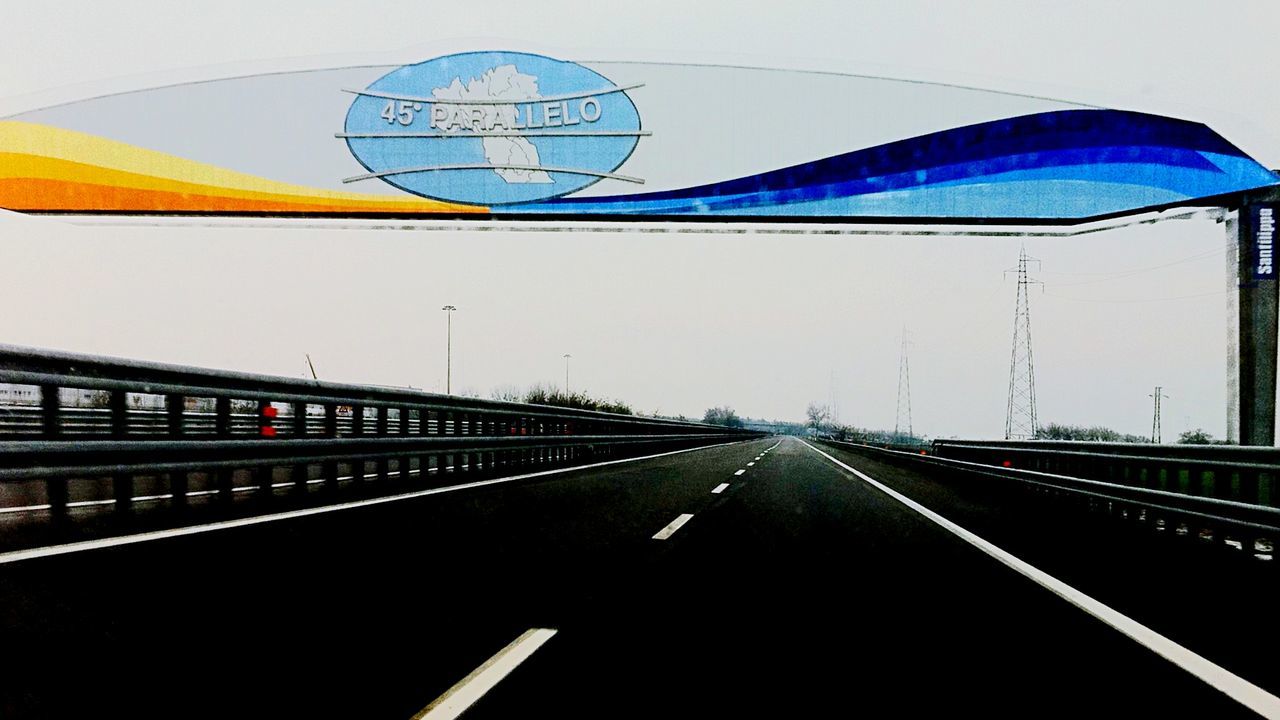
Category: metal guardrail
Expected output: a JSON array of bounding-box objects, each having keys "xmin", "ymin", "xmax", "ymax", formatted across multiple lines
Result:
[
  {"xmin": 0, "ymin": 345, "xmax": 761, "ymax": 522},
  {"xmin": 930, "ymin": 439, "xmax": 1280, "ymax": 507},
  {"xmin": 818, "ymin": 438, "xmax": 1279, "ymax": 559}
]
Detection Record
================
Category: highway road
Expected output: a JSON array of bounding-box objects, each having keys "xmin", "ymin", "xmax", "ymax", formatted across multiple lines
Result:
[{"xmin": 0, "ymin": 436, "xmax": 1275, "ymax": 718}]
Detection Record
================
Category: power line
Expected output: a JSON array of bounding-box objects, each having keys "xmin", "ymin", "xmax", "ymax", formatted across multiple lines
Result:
[
  {"xmin": 1048, "ymin": 244, "xmax": 1231, "ymax": 287},
  {"xmin": 1044, "ymin": 289, "xmax": 1226, "ymax": 304}
]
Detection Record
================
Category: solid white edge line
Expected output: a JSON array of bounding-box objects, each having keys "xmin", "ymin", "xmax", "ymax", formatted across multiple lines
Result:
[
  {"xmin": 798, "ymin": 439, "xmax": 1280, "ymax": 718},
  {"xmin": 712, "ymin": 483, "xmax": 730, "ymax": 494},
  {"xmin": 652, "ymin": 513, "xmax": 694, "ymax": 540},
  {"xmin": 0, "ymin": 440, "xmax": 752, "ymax": 566},
  {"xmin": 412, "ymin": 628, "xmax": 558, "ymax": 720}
]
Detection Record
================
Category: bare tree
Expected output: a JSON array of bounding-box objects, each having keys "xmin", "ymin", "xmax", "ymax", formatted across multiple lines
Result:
[
  {"xmin": 806, "ymin": 402, "xmax": 830, "ymax": 436},
  {"xmin": 490, "ymin": 384, "xmax": 523, "ymax": 402}
]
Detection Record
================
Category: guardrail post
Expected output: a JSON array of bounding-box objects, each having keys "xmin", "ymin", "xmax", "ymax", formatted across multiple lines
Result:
[
  {"xmin": 292, "ymin": 460, "xmax": 309, "ymax": 492},
  {"xmin": 399, "ymin": 407, "xmax": 410, "ymax": 435},
  {"xmin": 165, "ymin": 394, "xmax": 189, "ymax": 508},
  {"xmin": 109, "ymin": 389, "xmax": 128, "ymax": 437},
  {"xmin": 325, "ymin": 404, "xmax": 338, "ymax": 437},
  {"xmin": 453, "ymin": 412, "xmax": 465, "ymax": 475},
  {"xmin": 215, "ymin": 396, "xmax": 231, "ymax": 438},
  {"xmin": 40, "ymin": 384, "xmax": 59, "ymax": 438},
  {"xmin": 435, "ymin": 411, "xmax": 448, "ymax": 480},
  {"xmin": 214, "ymin": 397, "xmax": 233, "ymax": 503},
  {"xmin": 46, "ymin": 476, "xmax": 69, "ymax": 525},
  {"xmin": 375, "ymin": 406, "xmax": 390, "ymax": 481},
  {"xmin": 351, "ymin": 404, "xmax": 364, "ymax": 436},
  {"xmin": 257, "ymin": 400, "xmax": 277, "ymax": 438},
  {"xmin": 323, "ymin": 458, "xmax": 338, "ymax": 490},
  {"xmin": 37, "ymin": 385, "xmax": 69, "ymax": 524},
  {"xmin": 288, "ymin": 403, "xmax": 309, "ymax": 490},
  {"xmin": 109, "ymin": 390, "xmax": 132, "ymax": 513},
  {"xmin": 256, "ymin": 464, "xmax": 274, "ymax": 500},
  {"xmin": 167, "ymin": 394, "xmax": 185, "ymax": 436},
  {"xmin": 293, "ymin": 401, "xmax": 307, "ymax": 438}
]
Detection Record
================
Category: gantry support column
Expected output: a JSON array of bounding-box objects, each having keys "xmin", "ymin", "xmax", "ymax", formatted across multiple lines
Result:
[{"xmin": 1231, "ymin": 198, "xmax": 1280, "ymax": 446}]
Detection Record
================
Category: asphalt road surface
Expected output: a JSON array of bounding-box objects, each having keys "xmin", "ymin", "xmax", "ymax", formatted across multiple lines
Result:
[{"xmin": 0, "ymin": 436, "xmax": 1274, "ymax": 718}]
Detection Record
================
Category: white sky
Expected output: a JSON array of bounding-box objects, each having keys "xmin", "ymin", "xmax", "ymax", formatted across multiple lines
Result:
[{"xmin": 2, "ymin": 0, "xmax": 1278, "ymax": 439}]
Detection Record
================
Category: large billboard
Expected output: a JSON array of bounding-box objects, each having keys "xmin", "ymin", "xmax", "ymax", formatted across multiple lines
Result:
[{"xmin": 2, "ymin": 50, "xmax": 1277, "ymax": 223}]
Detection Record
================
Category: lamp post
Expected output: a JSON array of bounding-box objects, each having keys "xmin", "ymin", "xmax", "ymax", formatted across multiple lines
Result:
[
  {"xmin": 442, "ymin": 305, "xmax": 456, "ymax": 394},
  {"xmin": 563, "ymin": 353, "xmax": 572, "ymax": 395}
]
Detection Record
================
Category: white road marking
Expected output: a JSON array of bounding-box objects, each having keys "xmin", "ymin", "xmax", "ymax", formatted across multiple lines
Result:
[
  {"xmin": 0, "ymin": 503, "xmax": 52, "ymax": 514},
  {"xmin": 734, "ymin": 469, "xmax": 746, "ymax": 476},
  {"xmin": 0, "ymin": 440, "xmax": 749, "ymax": 566},
  {"xmin": 799, "ymin": 439, "xmax": 1280, "ymax": 719},
  {"xmin": 747, "ymin": 462, "xmax": 755, "ymax": 467},
  {"xmin": 712, "ymin": 483, "xmax": 730, "ymax": 494},
  {"xmin": 412, "ymin": 628, "xmax": 557, "ymax": 720},
  {"xmin": 652, "ymin": 513, "xmax": 694, "ymax": 540}
]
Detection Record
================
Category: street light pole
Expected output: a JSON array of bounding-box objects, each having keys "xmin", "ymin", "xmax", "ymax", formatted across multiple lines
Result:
[
  {"xmin": 442, "ymin": 305, "xmax": 456, "ymax": 394},
  {"xmin": 563, "ymin": 353, "xmax": 572, "ymax": 395}
]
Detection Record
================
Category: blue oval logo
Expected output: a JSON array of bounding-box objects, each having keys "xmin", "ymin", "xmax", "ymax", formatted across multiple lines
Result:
[{"xmin": 342, "ymin": 52, "xmax": 643, "ymax": 206}]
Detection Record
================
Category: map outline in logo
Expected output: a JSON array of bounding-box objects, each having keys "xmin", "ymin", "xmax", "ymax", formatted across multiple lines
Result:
[{"xmin": 341, "ymin": 51, "xmax": 644, "ymax": 206}]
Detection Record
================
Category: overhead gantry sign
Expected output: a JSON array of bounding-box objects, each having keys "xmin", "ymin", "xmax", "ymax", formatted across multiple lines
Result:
[{"xmin": 1, "ymin": 49, "xmax": 1275, "ymax": 223}]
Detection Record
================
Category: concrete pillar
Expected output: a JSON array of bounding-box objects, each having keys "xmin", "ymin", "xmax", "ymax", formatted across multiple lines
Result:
[{"xmin": 1232, "ymin": 202, "xmax": 1279, "ymax": 446}]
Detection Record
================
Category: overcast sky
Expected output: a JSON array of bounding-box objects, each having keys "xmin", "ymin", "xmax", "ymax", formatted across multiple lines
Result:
[{"xmin": 2, "ymin": 1, "xmax": 1277, "ymax": 439}]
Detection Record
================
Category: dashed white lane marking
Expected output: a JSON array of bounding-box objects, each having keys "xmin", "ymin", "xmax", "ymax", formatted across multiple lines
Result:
[
  {"xmin": 712, "ymin": 483, "xmax": 730, "ymax": 494},
  {"xmin": 652, "ymin": 513, "xmax": 694, "ymax": 540},
  {"xmin": 747, "ymin": 462, "xmax": 755, "ymax": 467},
  {"xmin": 734, "ymin": 469, "xmax": 746, "ymax": 476},
  {"xmin": 799, "ymin": 440, "xmax": 1280, "ymax": 719},
  {"xmin": 0, "ymin": 440, "xmax": 750, "ymax": 566},
  {"xmin": 412, "ymin": 628, "xmax": 558, "ymax": 720}
]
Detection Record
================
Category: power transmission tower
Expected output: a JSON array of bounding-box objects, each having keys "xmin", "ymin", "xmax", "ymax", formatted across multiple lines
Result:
[
  {"xmin": 1150, "ymin": 386, "xmax": 1169, "ymax": 443},
  {"xmin": 894, "ymin": 330, "xmax": 912, "ymax": 439},
  {"xmin": 1005, "ymin": 247, "xmax": 1042, "ymax": 439}
]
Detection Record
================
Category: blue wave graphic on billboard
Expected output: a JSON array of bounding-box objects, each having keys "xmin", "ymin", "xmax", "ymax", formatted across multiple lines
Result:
[
  {"xmin": 512, "ymin": 110, "xmax": 1278, "ymax": 219},
  {"xmin": 343, "ymin": 52, "xmax": 644, "ymax": 205}
]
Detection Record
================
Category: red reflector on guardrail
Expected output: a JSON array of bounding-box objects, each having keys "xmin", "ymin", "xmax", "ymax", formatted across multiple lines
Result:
[
  {"xmin": 262, "ymin": 406, "xmax": 279, "ymax": 418},
  {"xmin": 1002, "ymin": 460, "xmax": 1013, "ymax": 467},
  {"xmin": 261, "ymin": 426, "xmax": 277, "ymax": 438}
]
